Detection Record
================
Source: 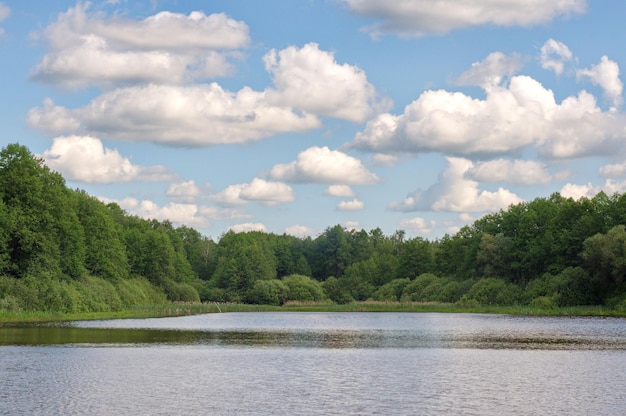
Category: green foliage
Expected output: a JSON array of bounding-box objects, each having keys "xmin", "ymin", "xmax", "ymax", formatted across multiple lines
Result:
[
  {"xmin": 245, "ymin": 279, "xmax": 288, "ymax": 305},
  {"xmin": 466, "ymin": 278, "xmax": 523, "ymax": 306},
  {"xmin": 401, "ymin": 273, "xmax": 440, "ymax": 302},
  {"xmin": 8, "ymin": 143, "xmax": 626, "ymax": 313},
  {"xmin": 529, "ymin": 295, "xmax": 559, "ymax": 310},
  {"xmin": 372, "ymin": 278, "xmax": 410, "ymax": 301},
  {"xmin": 525, "ymin": 267, "xmax": 595, "ymax": 306},
  {"xmin": 581, "ymin": 225, "xmax": 626, "ymax": 300},
  {"xmin": 282, "ymin": 274, "xmax": 326, "ymax": 302},
  {"xmin": 321, "ymin": 276, "xmax": 354, "ymax": 304}
]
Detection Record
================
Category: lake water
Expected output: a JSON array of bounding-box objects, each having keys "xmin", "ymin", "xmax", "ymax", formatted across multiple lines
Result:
[{"xmin": 1, "ymin": 312, "xmax": 626, "ymax": 415}]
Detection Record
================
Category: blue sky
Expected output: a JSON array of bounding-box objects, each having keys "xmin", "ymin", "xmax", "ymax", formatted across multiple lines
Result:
[{"xmin": 1, "ymin": 1, "xmax": 625, "ymax": 239}]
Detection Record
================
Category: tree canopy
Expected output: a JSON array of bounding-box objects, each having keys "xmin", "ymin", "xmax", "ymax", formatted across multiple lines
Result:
[{"xmin": 2, "ymin": 143, "xmax": 626, "ymax": 313}]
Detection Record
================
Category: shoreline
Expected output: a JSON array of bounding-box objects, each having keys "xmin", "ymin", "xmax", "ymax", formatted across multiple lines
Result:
[{"xmin": 2, "ymin": 301, "xmax": 626, "ymax": 324}]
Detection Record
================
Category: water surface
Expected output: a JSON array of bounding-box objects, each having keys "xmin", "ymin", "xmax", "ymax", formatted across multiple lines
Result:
[{"xmin": 2, "ymin": 312, "xmax": 625, "ymax": 415}]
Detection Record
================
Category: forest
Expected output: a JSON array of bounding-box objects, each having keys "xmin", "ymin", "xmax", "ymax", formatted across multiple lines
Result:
[{"xmin": 2, "ymin": 143, "xmax": 626, "ymax": 313}]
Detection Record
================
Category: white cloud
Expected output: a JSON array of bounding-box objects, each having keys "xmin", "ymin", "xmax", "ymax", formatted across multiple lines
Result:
[
  {"xmin": 399, "ymin": 217, "xmax": 436, "ymax": 235},
  {"xmin": 269, "ymin": 146, "xmax": 379, "ymax": 185},
  {"xmin": 456, "ymin": 52, "xmax": 523, "ymax": 88},
  {"xmin": 340, "ymin": 0, "xmax": 586, "ymax": 38},
  {"xmin": 30, "ymin": 3, "xmax": 249, "ymax": 88},
  {"xmin": 370, "ymin": 153, "xmax": 398, "ymax": 166},
  {"xmin": 466, "ymin": 159, "xmax": 565, "ymax": 185},
  {"xmin": 577, "ymin": 56, "xmax": 624, "ymax": 108},
  {"xmin": 229, "ymin": 222, "xmax": 267, "ymax": 233},
  {"xmin": 101, "ymin": 196, "xmax": 251, "ymax": 228},
  {"xmin": 600, "ymin": 162, "xmax": 626, "ymax": 178},
  {"xmin": 109, "ymin": 197, "xmax": 211, "ymax": 227},
  {"xmin": 560, "ymin": 182, "xmax": 596, "ymax": 200},
  {"xmin": 0, "ymin": 2, "xmax": 9, "ymax": 35},
  {"xmin": 166, "ymin": 180, "xmax": 202, "ymax": 203},
  {"xmin": 213, "ymin": 178, "xmax": 295, "ymax": 206},
  {"xmin": 325, "ymin": 185, "xmax": 355, "ymax": 197},
  {"xmin": 41, "ymin": 136, "xmax": 175, "ymax": 183},
  {"xmin": 284, "ymin": 225, "xmax": 316, "ymax": 238},
  {"xmin": 263, "ymin": 43, "xmax": 389, "ymax": 122},
  {"xmin": 337, "ymin": 199, "xmax": 364, "ymax": 211},
  {"xmin": 29, "ymin": 40, "xmax": 387, "ymax": 146},
  {"xmin": 540, "ymin": 39, "xmax": 573, "ymax": 76},
  {"xmin": 28, "ymin": 85, "xmax": 320, "ymax": 146},
  {"xmin": 351, "ymin": 71, "xmax": 626, "ymax": 159},
  {"xmin": 390, "ymin": 157, "xmax": 522, "ymax": 212},
  {"xmin": 343, "ymin": 221, "xmax": 361, "ymax": 231},
  {"xmin": 561, "ymin": 180, "xmax": 626, "ymax": 200}
]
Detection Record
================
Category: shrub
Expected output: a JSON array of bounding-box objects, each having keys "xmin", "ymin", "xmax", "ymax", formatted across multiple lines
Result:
[
  {"xmin": 245, "ymin": 279, "xmax": 288, "ymax": 305},
  {"xmin": 371, "ymin": 278, "xmax": 410, "ymax": 301},
  {"xmin": 322, "ymin": 276, "xmax": 354, "ymax": 304},
  {"xmin": 530, "ymin": 295, "xmax": 559, "ymax": 310},
  {"xmin": 467, "ymin": 278, "xmax": 522, "ymax": 305},
  {"xmin": 283, "ymin": 274, "xmax": 326, "ymax": 302},
  {"xmin": 401, "ymin": 273, "xmax": 439, "ymax": 302}
]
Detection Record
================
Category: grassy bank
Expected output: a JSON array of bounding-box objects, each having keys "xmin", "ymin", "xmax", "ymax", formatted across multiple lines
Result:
[{"xmin": 2, "ymin": 301, "xmax": 626, "ymax": 324}]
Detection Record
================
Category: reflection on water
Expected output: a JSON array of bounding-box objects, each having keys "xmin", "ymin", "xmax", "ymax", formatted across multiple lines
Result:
[
  {"xmin": 2, "ymin": 312, "xmax": 626, "ymax": 350},
  {"xmin": 2, "ymin": 313, "xmax": 626, "ymax": 415}
]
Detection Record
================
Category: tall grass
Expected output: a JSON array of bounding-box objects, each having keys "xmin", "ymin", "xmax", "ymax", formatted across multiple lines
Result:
[{"xmin": 2, "ymin": 301, "xmax": 624, "ymax": 324}]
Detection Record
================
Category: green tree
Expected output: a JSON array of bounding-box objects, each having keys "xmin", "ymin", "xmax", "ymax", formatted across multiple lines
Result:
[
  {"xmin": 581, "ymin": 225, "xmax": 626, "ymax": 300},
  {"xmin": 75, "ymin": 191, "xmax": 130, "ymax": 280}
]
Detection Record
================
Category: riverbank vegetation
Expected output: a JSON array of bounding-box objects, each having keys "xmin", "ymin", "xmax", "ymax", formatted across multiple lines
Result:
[{"xmin": 2, "ymin": 143, "xmax": 626, "ymax": 319}]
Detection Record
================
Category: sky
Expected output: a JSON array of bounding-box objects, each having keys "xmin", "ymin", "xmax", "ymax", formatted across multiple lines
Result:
[{"xmin": 1, "ymin": 1, "xmax": 625, "ymax": 240}]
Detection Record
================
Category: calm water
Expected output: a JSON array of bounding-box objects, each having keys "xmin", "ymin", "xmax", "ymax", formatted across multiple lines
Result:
[{"xmin": 1, "ymin": 312, "xmax": 626, "ymax": 415}]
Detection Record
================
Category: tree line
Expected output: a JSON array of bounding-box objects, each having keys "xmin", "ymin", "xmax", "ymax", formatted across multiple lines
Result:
[{"xmin": 1, "ymin": 143, "xmax": 626, "ymax": 313}]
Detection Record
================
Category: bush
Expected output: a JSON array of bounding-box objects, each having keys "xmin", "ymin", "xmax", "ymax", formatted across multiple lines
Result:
[
  {"xmin": 371, "ymin": 278, "xmax": 410, "ymax": 301},
  {"xmin": 245, "ymin": 279, "xmax": 288, "ymax": 305},
  {"xmin": 115, "ymin": 277, "xmax": 167, "ymax": 307},
  {"xmin": 530, "ymin": 295, "xmax": 559, "ymax": 310},
  {"xmin": 322, "ymin": 276, "xmax": 354, "ymax": 304},
  {"xmin": 438, "ymin": 281, "xmax": 461, "ymax": 303},
  {"xmin": 456, "ymin": 294, "xmax": 479, "ymax": 308},
  {"xmin": 283, "ymin": 274, "xmax": 326, "ymax": 302},
  {"xmin": 467, "ymin": 278, "xmax": 522, "ymax": 305},
  {"xmin": 525, "ymin": 267, "xmax": 595, "ymax": 306},
  {"xmin": 401, "ymin": 273, "xmax": 439, "ymax": 302},
  {"xmin": 162, "ymin": 280, "xmax": 200, "ymax": 302}
]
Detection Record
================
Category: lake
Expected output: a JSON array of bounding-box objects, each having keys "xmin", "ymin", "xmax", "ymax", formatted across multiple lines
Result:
[{"xmin": 1, "ymin": 312, "xmax": 626, "ymax": 415}]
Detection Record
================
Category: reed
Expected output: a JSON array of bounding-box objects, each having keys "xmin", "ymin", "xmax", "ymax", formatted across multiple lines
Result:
[{"xmin": 1, "ymin": 301, "xmax": 624, "ymax": 324}]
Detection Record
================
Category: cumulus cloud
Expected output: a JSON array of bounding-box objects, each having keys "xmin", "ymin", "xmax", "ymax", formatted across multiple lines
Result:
[
  {"xmin": 351, "ymin": 69, "xmax": 626, "ymax": 159},
  {"xmin": 399, "ymin": 217, "xmax": 436, "ymax": 235},
  {"xmin": 456, "ymin": 52, "xmax": 523, "ymax": 88},
  {"xmin": 28, "ymin": 42, "xmax": 385, "ymax": 146},
  {"xmin": 337, "ymin": 199, "xmax": 364, "ymax": 211},
  {"xmin": 325, "ymin": 185, "xmax": 355, "ymax": 197},
  {"xmin": 40, "ymin": 136, "xmax": 175, "ymax": 183},
  {"xmin": 340, "ymin": 0, "xmax": 586, "ymax": 38},
  {"xmin": 166, "ymin": 180, "xmax": 202, "ymax": 203},
  {"xmin": 600, "ymin": 162, "xmax": 626, "ymax": 178},
  {"xmin": 540, "ymin": 39, "xmax": 573, "ymax": 76},
  {"xmin": 102, "ymin": 196, "xmax": 251, "ymax": 228},
  {"xmin": 370, "ymin": 153, "xmax": 398, "ymax": 166},
  {"xmin": 229, "ymin": 222, "xmax": 267, "ymax": 233},
  {"xmin": 0, "ymin": 2, "xmax": 10, "ymax": 35},
  {"xmin": 263, "ymin": 43, "xmax": 389, "ymax": 122},
  {"xmin": 284, "ymin": 224, "xmax": 316, "ymax": 238},
  {"xmin": 466, "ymin": 159, "xmax": 566, "ymax": 185},
  {"xmin": 577, "ymin": 56, "xmax": 624, "ymax": 108},
  {"xmin": 269, "ymin": 146, "xmax": 379, "ymax": 185},
  {"xmin": 390, "ymin": 157, "xmax": 522, "ymax": 212},
  {"xmin": 30, "ymin": 3, "xmax": 249, "ymax": 88},
  {"xmin": 561, "ymin": 179, "xmax": 626, "ymax": 200},
  {"xmin": 28, "ymin": 85, "xmax": 320, "ymax": 146},
  {"xmin": 213, "ymin": 178, "xmax": 295, "ymax": 207}
]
